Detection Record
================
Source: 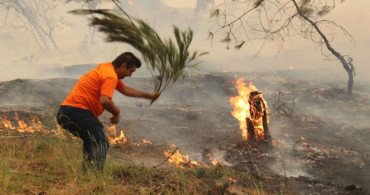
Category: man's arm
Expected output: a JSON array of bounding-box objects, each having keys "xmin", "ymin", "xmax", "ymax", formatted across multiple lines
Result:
[
  {"xmin": 117, "ymin": 86, "xmax": 149, "ymax": 98},
  {"xmin": 117, "ymin": 86, "xmax": 160, "ymax": 103},
  {"xmin": 99, "ymin": 94, "xmax": 120, "ymax": 116}
]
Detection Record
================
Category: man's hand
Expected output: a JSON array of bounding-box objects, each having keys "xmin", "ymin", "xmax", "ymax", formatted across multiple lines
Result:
[
  {"xmin": 110, "ymin": 114, "xmax": 121, "ymax": 124},
  {"xmin": 147, "ymin": 92, "xmax": 160, "ymax": 104}
]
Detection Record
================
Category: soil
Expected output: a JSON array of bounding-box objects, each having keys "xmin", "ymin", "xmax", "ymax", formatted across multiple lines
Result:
[{"xmin": 0, "ymin": 72, "xmax": 369, "ymax": 194}]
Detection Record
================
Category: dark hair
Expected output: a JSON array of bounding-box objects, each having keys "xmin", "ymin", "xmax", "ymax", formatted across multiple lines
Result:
[{"xmin": 112, "ymin": 52, "xmax": 141, "ymax": 69}]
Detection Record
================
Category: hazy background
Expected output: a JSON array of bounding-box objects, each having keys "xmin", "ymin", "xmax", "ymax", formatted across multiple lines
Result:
[
  {"xmin": 0, "ymin": 0, "xmax": 369, "ymax": 84},
  {"xmin": 0, "ymin": 1, "xmax": 369, "ymax": 191}
]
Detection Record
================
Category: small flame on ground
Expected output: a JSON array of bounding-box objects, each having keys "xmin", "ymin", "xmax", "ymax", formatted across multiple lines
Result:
[
  {"xmin": 0, "ymin": 115, "xmax": 15, "ymax": 130},
  {"xmin": 164, "ymin": 149, "xmax": 199, "ymax": 168},
  {"xmin": 163, "ymin": 145, "xmax": 221, "ymax": 168},
  {"xmin": 0, "ymin": 112, "xmax": 62, "ymax": 136},
  {"xmin": 205, "ymin": 153, "xmax": 218, "ymax": 165},
  {"xmin": 142, "ymin": 139, "xmax": 152, "ymax": 144},
  {"xmin": 105, "ymin": 125, "xmax": 127, "ymax": 145},
  {"xmin": 0, "ymin": 113, "xmax": 152, "ymax": 147},
  {"xmin": 301, "ymin": 137, "xmax": 312, "ymax": 151},
  {"xmin": 105, "ymin": 124, "xmax": 152, "ymax": 146},
  {"xmin": 228, "ymin": 177, "xmax": 237, "ymax": 183}
]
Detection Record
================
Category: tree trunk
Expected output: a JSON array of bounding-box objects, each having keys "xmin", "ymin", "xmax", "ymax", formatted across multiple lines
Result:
[
  {"xmin": 245, "ymin": 91, "xmax": 271, "ymax": 147},
  {"xmin": 347, "ymin": 68, "xmax": 354, "ymax": 95},
  {"xmin": 291, "ymin": 0, "xmax": 355, "ymax": 95}
]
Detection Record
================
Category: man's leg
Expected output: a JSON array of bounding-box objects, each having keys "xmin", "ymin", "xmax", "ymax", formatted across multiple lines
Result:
[
  {"xmin": 56, "ymin": 106, "xmax": 109, "ymax": 171},
  {"xmin": 56, "ymin": 106, "xmax": 81, "ymax": 137},
  {"xmin": 82, "ymin": 117, "xmax": 109, "ymax": 171}
]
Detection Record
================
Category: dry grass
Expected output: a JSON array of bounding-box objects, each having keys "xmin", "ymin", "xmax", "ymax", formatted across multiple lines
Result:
[{"xmin": 0, "ymin": 132, "xmax": 286, "ymax": 195}]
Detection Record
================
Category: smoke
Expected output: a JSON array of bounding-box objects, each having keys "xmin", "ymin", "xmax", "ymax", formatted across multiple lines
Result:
[
  {"xmin": 1, "ymin": 0, "xmax": 369, "ymax": 85},
  {"xmin": 269, "ymin": 140, "xmax": 313, "ymax": 178}
]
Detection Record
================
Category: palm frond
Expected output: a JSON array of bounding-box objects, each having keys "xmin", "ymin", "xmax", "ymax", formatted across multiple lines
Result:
[{"xmin": 71, "ymin": 8, "xmax": 207, "ymax": 93}]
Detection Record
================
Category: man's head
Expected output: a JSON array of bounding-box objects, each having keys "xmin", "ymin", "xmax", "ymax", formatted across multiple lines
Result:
[{"xmin": 112, "ymin": 52, "xmax": 142, "ymax": 79}]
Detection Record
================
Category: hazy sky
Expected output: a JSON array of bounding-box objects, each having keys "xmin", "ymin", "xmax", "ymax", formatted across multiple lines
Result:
[
  {"xmin": 164, "ymin": 0, "xmax": 370, "ymax": 81},
  {"xmin": 0, "ymin": 0, "xmax": 369, "ymax": 82}
]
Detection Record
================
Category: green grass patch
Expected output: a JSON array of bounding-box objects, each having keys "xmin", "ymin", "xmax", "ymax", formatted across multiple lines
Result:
[{"xmin": 0, "ymin": 133, "xmax": 286, "ymax": 194}]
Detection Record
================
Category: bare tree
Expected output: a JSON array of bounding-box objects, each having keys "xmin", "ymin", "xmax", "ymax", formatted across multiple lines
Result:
[
  {"xmin": 209, "ymin": 0, "xmax": 356, "ymax": 95},
  {"xmin": 69, "ymin": 0, "xmax": 101, "ymax": 46},
  {"xmin": 0, "ymin": 0, "xmax": 62, "ymax": 52}
]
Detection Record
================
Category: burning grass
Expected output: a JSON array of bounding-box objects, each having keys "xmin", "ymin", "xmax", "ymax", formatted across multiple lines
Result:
[
  {"xmin": 0, "ymin": 133, "xmax": 290, "ymax": 194},
  {"xmin": 2, "ymin": 74, "xmax": 367, "ymax": 194},
  {"xmin": 0, "ymin": 111, "xmax": 288, "ymax": 194}
]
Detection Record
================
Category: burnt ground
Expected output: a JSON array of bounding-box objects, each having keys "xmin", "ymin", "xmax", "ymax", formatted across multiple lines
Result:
[{"xmin": 0, "ymin": 71, "xmax": 369, "ymax": 194}]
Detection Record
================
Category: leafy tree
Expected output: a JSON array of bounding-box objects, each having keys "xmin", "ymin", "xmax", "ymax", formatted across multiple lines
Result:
[{"xmin": 209, "ymin": 0, "xmax": 356, "ymax": 94}]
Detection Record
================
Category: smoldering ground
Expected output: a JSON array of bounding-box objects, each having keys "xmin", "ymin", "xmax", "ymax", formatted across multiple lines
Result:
[
  {"xmin": 1, "ymin": 0, "xmax": 370, "ymax": 193},
  {"xmin": 1, "ymin": 69, "xmax": 369, "ymax": 193}
]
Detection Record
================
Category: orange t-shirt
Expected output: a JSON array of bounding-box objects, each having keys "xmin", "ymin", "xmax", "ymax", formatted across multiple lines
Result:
[{"xmin": 61, "ymin": 62, "xmax": 125, "ymax": 117}]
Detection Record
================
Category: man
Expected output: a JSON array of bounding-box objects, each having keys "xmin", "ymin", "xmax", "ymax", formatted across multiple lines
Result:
[{"xmin": 56, "ymin": 52, "xmax": 159, "ymax": 171}]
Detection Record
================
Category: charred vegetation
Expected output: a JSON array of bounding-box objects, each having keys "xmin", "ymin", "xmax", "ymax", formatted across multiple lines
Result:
[{"xmin": 0, "ymin": 72, "xmax": 369, "ymax": 194}]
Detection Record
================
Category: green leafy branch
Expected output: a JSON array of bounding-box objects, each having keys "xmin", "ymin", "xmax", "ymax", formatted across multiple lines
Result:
[{"xmin": 70, "ymin": 2, "xmax": 207, "ymax": 94}]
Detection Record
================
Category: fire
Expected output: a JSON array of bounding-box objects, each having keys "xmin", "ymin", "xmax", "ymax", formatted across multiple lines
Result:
[
  {"xmin": 0, "ymin": 112, "xmax": 62, "ymax": 136},
  {"xmin": 0, "ymin": 112, "xmax": 150, "ymax": 146},
  {"xmin": 205, "ymin": 153, "xmax": 218, "ymax": 166},
  {"xmin": 301, "ymin": 137, "xmax": 312, "ymax": 151},
  {"xmin": 229, "ymin": 78, "xmax": 269, "ymax": 142},
  {"xmin": 164, "ymin": 149, "xmax": 199, "ymax": 168},
  {"xmin": 104, "ymin": 124, "xmax": 153, "ymax": 146},
  {"xmin": 128, "ymin": 0, "xmax": 134, "ymax": 5},
  {"xmin": 105, "ymin": 125, "xmax": 127, "ymax": 145},
  {"xmin": 0, "ymin": 115, "xmax": 15, "ymax": 130},
  {"xmin": 15, "ymin": 112, "xmax": 35, "ymax": 133},
  {"xmin": 141, "ymin": 139, "xmax": 152, "ymax": 144},
  {"xmin": 163, "ymin": 146, "xmax": 221, "ymax": 168},
  {"xmin": 228, "ymin": 177, "xmax": 237, "ymax": 183}
]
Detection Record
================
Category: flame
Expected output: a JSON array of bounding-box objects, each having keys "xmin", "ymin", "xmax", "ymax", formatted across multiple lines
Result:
[
  {"xmin": 229, "ymin": 78, "xmax": 268, "ymax": 141},
  {"xmin": 301, "ymin": 137, "xmax": 312, "ymax": 151},
  {"xmin": 0, "ymin": 115, "xmax": 15, "ymax": 130},
  {"xmin": 289, "ymin": 66, "xmax": 294, "ymax": 70},
  {"xmin": 228, "ymin": 177, "xmax": 237, "ymax": 183},
  {"xmin": 0, "ymin": 112, "xmax": 61, "ymax": 136},
  {"xmin": 163, "ymin": 146, "xmax": 221, "ymax": 168},
  {"xmin": 205, "ymin": 153, "xmax": 218, "ymax": 165},
  {"xmin": 128, "ymin": 0, "xmax": 133, "ymax": 5},
  {"xmin": 0, "ymin": 112, "xmax": 149, "ymax": 145},
  {"xmin": 105, "ymin": 125, "xmax": 127, "ymax": 145},
  {"xmin": 141, "ymin": 139, "xmax": 152, "ymax": 144},
  {"xmin": 222, "ymin": 69, "xmax": 228, "ymax": 73},
  {"xmin": 0, "ymin": 112, "xmax": 153, "ymax": 146},
  {"xmin": 15, "ymin": 112, "xmax": 35, "ymax": 133},
  {"xmin": 104, "ymin": 124, "xmax": 152, "ymax": 146},
  {"xmin": 164, "ymin": 149, "xmax": 199, "ymax": 168}
]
